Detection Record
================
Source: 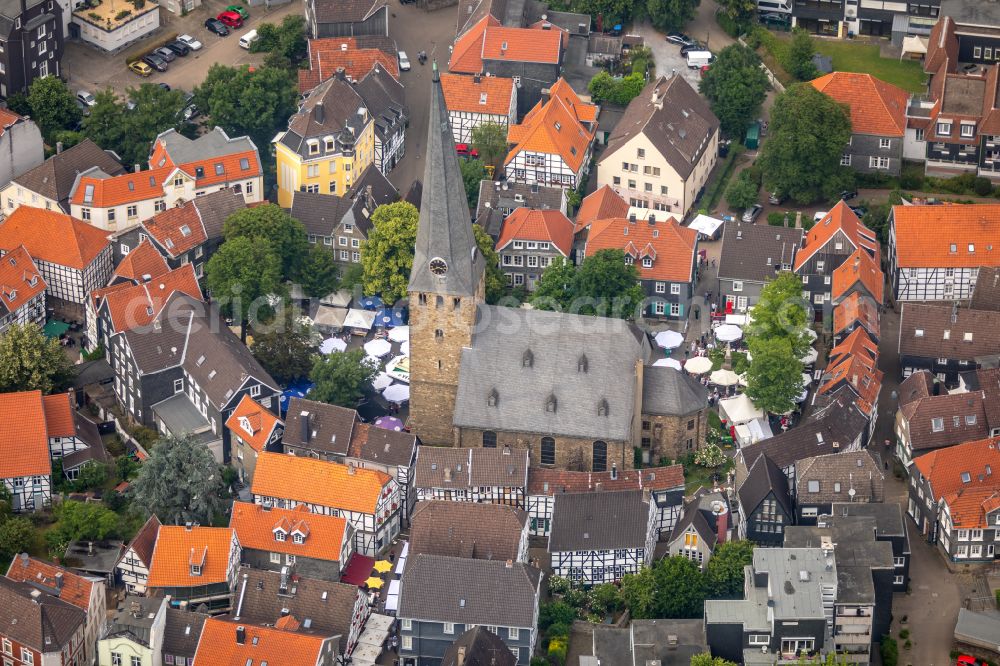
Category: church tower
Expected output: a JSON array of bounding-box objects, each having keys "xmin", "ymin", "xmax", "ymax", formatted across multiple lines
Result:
[{"xmin": 407, "ymin": 63, "xmax": 486, "ymax": 446}]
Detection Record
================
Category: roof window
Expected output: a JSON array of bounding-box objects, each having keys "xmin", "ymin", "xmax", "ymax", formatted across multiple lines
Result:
[
  {"xmin": 961, "ymin": 471, "xmax": 971, "ymax": 483},
  {"xmin": 84, "ymin": 184, "xmax": 94, "ymax": 204},
  {"xmin": 215, "ymin": 163, "xmax": 225, "ymax": 176},
  {"xmin": 180, "ymin": 224, "xmax": 192, "ymax": 237},
  {"xmin": 969, "ymin": 244, "xmax": 976, "ymax": 253},
  {"xmin": 127, "ymin": 181, "xmax": 135, "ymax": 191},
  {"xmin": 240, "ymin": 158, "xmax": 250, "ymax": 170},
  {"xmin": 195, "ymin": 166, "xmax": 204, "ymax": 178},
  {"xmin": 479, "ymin": 93, "xmax": 487, "ymax": 105}
]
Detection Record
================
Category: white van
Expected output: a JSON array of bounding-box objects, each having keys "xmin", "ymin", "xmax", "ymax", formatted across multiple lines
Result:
[
  {"xmin": 686, "ymin": 50, "xmax": 714, "ymax": 69},
  {"xmin": 238, "ymin": 29, "xmax": 259, "ymax": 49}
]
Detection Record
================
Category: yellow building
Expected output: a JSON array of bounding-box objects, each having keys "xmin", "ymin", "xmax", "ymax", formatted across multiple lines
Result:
[{"xmin": 274, "ymin": 74, "xmax": 375, "ymax": 208}]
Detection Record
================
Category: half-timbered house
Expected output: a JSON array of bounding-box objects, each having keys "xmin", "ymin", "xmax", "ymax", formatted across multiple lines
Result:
[
  {"xmin": 305, "ymin": 0, "xmax": 388, "ymax": 39},
  {"xmin": 0, "ymin": 245, "xmax": 45, "ymax": 334},
  {"xmin": 250, "ymin": 452, "xmax": 400, "ymax": 556},
  {"xmin": 193, "ymin": 616, "xmax": 337, "ymax": 666},
  {"xmin": 717, "ymin": 223, "xmax": 801, "ymax": 315},
  {"xmin": 355, "ymin": 63, "xmax": 407, "ymax": 174},
  {"xmin": 441, "ymin": 73, "xmax": 517, "ymax": 145},
  {"xmin": 225, "ymin": 396, "xmax": 284, "ymax": 487},
  {"xmin": 476, "ymin": 180, "xmax": 568, "ymax": 221},
  {"xmin": 526, "ymin": 464, "xmax": 685, "ymax": 537},
  {"xmin": 898, "ymin": 302, "xmax": 1000, "ymax": 385},
  {"xmin": 409, "ymin": 500, "xmax": 529, "ymax": 563},
  {"xmin": 412, "ymin": 446, "xmax": 529, "ymax": 509},
  {"xmin": 345, "ymin": 421, "xmax": 418, "ymax": 527},
  {"xmin": 814, "ymin": 352, "xmax": 883, "ymax": 442},
  {"xmin": 832, "ymin": 292, "xmax": 881, "ymax": 344},
  {"xmin": 297, "ymin": 36, "xmax": 399, "ymax": 93},
  {"xmin": 548, "ymin": 489, "xmax": 656, "ymax": 586},
  {"xmin": 116, "ymin": 514, "xmax": 161, "ymax": 595},
  {"xmin": 736, "ymin": 453, "xmax": 794, "ymax": 546},
  {"xmin": 831, "ymin": 247, "xmax": 884, "ymax": 307},
  {"xmin": 146, "ymin": 525, "xmax": 242, "ymax": 614}
]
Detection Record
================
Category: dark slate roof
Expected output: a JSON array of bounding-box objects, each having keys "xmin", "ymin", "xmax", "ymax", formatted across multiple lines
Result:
[
  {"xmin": 398, "ymin": 554, "xmax": 540, "ymax": 628},
  {"xmin": 349, "ymin": 423, "xmax": 416, "ymax": 468},
  {"xmin": 162, "ymin": 607, "xmax": 208, "ymax": 659},
  {"xmin": 668, "ymin": 489, "xmax": 728, "ymax": 550},
  {"xmin": 71, "ymin": 358, "xmax": 115, "ymax": 388},
  {"xmin": 281, "ymin": 76, "xmax": 367, "ymax": 160},
  {"xmin": 898, "ymin": 384, "xmax": 988, "ymax": 452},
  {"xmin": 290, "ymin": 191, "xmax": 355, "ymax": 238},
  {"xmin": 549, "ymin": 489, "xmax": 649, "ymax": 552},
  {"xmin": 0, "ymin": 576, "xmax": 85, "ymax": 652},
  {"xmin": 940, "ymin": 0, "xmax": 1000, "ymax": 26},
  {"xmin": 354, "ymin": 63, "xmax": 407, "ymax": 143},
  {"xmin": 475, "ymin": 207, "xmax": 504, "ymax": 241},
  {"xmin": 641, "ymin": 366, "xmax": 708, "ymax": 416},
  {"xmin": 737, "ymin": 453, "xmax": 792, "ymax": 516},
  {"xmin": 794, "ymin": 450, "xmax": 884, "ymax": 505},
  {"xmin": 283, "ymin": 397, "xmax": 357, "ymax": 456},
  {"xmin": 191, "ymin": 188, "xmax": 246, "ymax": 241},
  {"xmin": 718, "ymin": 223, "xmax": 802, "ymax": 283},
  {"xmin": 409, "ymin": 65, "xmax": 485, "ymax": 297},
  {"xmin": 832, "ymin": 502, "xmax": 908, "ymax": 541},
  {"xmin": 14, "ymin": 138, "xmax": 125, "ymax": 211},
  {"xmin": 899, "ymin": 302, "xmax": 1000, "ymax": 364},
  {"xmin": 413, "ymin": 447, "xmax": 529, "ymax": 489},
  {"xmin": 475, "ymin": 179, "xmax": 565, "ymax": 219},
  {"xmin": 312, "ymin": 0, "xmax": 385, "ymax": 24},
  {"xmin": 63, "ymin": 539, "xmax": 123, "ymax": 575},
  {"xmin": 123, "ymin": 515, "xmax": 161, "ymax": 565},
  {"xmin": 346, "ymin": 163, "xmax": 399, "ymax": 235},
  {"xmin": 601, "ymin": 75, "xmax": 719, "ymax": 180},
  {"xmin": 442, "ymin": 626, "xmax": 517, "ymax": 666},
  {"xmin": 970, "ymin": 266, "xmax": 1000, "ymax": 312},
  {"xmin": 409, "ymin": 500, "xmax": 527, "ymax": 561},
  {"xmin": 105, "ymin": 596, "xmax": 164, "ymax": 648},
  {"xmin": 959, "ymin": 367, "xmax": 1000, "ymax": 431}
]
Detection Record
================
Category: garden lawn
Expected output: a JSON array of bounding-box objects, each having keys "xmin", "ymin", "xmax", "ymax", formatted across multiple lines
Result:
[{"xmin": 813, "ymin": 41, "xmax": 927, "ymax": 93}]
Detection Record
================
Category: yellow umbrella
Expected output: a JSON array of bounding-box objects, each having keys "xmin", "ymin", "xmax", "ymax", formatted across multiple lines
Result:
[
  {"xmin": 365, "ymin": 577, "xmax": 385, "ymax": 589},
  {"xmin": 373, "ymin": 560, "xmax": 393, "ymax": 574}
]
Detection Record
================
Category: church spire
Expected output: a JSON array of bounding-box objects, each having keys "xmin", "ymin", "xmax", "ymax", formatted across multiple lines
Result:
[{"xmin": 408, "ymin": 62, "xmax": 485, "ymax": 297}]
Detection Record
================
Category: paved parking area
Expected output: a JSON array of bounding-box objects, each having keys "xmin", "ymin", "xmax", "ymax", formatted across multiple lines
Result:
[{"xmin": 630, "ymin": 21, "xmax": 702, "ymax": 88}]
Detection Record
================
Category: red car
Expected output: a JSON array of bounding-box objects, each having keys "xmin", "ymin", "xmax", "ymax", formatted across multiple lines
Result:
[
  {"xmin": 216, "ymin": 10, "xmax": 243, "ymax": 27},
  {"xmin": 957, "ymin": 657, "xmax": 983, "ymax": 666},
  {"xmin": 455, "ymin": 143, "xmax": 479, "ymax": 158}
]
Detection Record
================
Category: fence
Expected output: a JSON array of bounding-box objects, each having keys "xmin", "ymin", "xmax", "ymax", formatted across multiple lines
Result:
[{"xmin": 738, "ymin": 36, "xmax": 786, "ymax": 94}]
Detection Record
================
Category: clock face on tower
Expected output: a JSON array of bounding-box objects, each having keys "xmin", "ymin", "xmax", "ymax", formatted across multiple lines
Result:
[{"xmin": 429, "ymin": 257, "xmax": 448, "ymax": 276}]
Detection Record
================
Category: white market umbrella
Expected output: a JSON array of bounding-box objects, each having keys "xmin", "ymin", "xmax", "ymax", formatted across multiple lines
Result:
[
  {"xmin": 400, "ymin": 340, "xmax": 410, "ymax": 356},
  {"xmin": 710, "ymin": 368, "xmax": 741, "ymax": 386},
  {"xmin": 382, "ymin": 384, "xmax": 410, "ymax": 403},
  {"xmin": 320, "ymin": 337, "xmax": 347, "ymax": 354},
  {"xmin": 371, "ymin": 372, "xmax": 393, "ymax": 391},
  {"xmin": 805, "ymin": 328, "xmax": 818, "ymax": 342},
  {"xmin": 363, "ymin": 338, "xmax": 392, "ymax": 358},
  {"xmin": 800, "ymin": 347, "xmax": 819, "ymax": 365},
  {"xmin": 801, "ymin": 372, "xmax": 813, "ymax": 388},
  {"xmin": 388, "ymin": 326, "xmax": 409, "ymax": 343},
  {"xmin": 685, "ymin": 356, "xmax": 713, "ymax": 374},
  {"xmin": 714, "ymin": 324, "xmax": 743, "ymax": 342},
  {"xmin": 654, "ymin": 330, "xmax": 685, "ymax": 349},
  {"xmin": 653, "ymin": 358, "xmax": 683, "ymax": 370}
]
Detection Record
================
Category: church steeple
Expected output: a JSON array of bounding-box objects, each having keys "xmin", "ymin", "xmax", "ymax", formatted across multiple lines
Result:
[{"xmin": 408, "ymin": 62, "xmax": 485, "ymax": 297}]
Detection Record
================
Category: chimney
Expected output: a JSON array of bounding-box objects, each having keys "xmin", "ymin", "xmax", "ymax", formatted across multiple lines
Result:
[
  {"xmin": 56, "ymin": 141, "xmax": 63, "ymax": 154},
  {"xmin": 184, "ymin": 522, "xmax": 193, "ymax": 531},
  {"xmin": 540, "ymin": 87, "xmax": 551, "ymax": 104},
  {"xmin": 235, "ymin": 626, "xmax": 246, "ymax": 645},
  {"xmin": 347, "ymin": 463, "xmax": 356, "ymax": 475},
  {"xmin": 505, "ymin": 559, "xmax": 513, "ymax": 568},
  {"xmin": 648, "ymin": 214, "xmax": 656, "ymax": 225},
  {"xmin": 502, "ymin": 444, "xmax": 511, "ymax": 456},
  {"xmin": 262, "ymin": 501, "xmax": 272, "ymax": 511},
  {"xmin": 457, "ymin": 646, "xmax": 467, "ymax": 666},
  {"xmin": 134, "ymin": 164, "xmax": 141, "ymax": 173},
  {"xmin": 443, "ymin": 466, "xmax": 453, "ymax": 482},
  {"xmin": 141, "ymin": 273, "xmax": 152, "ymax": 283},
  {"xmin": 299, "ymin": 412, "xmax": 310, "ymax": 444},
  {"xmin": 716, "ymin": 507, "xmax": 728, "ymax": 545},
  {"xmin": 473, "ymin": 74, "xmax": 481, "ymax": 84},
  {"xmin": 19, "ymin": 552, "xmax": 28, "ymax": 568},
  {"xmin": 55, "ymin": 573, "xmax": 64, "ymax": 590}
]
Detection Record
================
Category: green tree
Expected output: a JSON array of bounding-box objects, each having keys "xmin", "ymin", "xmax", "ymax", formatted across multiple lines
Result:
[
  {"xmin": 694, "ymin": 444, "xmax": 726, "ymax": 468},
  {"xmin": 653, "ymin": 556, "xmax": 706, "ymax": 618},
  {"xmin": 690, "ymin": 654, "xmax": 739, "ymax": 666},
  {"xmin": 744, "ymin": 336, "xmax": 803, "ymax": 414},
  {"xmin": 759, "ymin": 83, "xmax": 853, "ymax": 204},
  {"xmin": 645, "ymin": 0, "xmax": 700, "ymax": 32},
  {"xmin": 699, "ymin": 44, "xmax": 769, "ymax": 137},
  {"xmin": 587, "ymin": 71, "xmax": 617, "ymax": 105},
  {"xmin": 572, "ymin": 249, "xmax": 644, "ymax": 318},
  {"xmin": 745, "ymin": 272, "xmax": 811, "ymax": 358},
  {"xmin": 26, "ymin": 76, "xmax": 81, "ymax": 143},
  {"xmin": 725, "ymin": 169, "xmax": 760, "ymax": 210},
  {"xmin": 252, "ymin": 15, "xmax": 306, "ymax": 67},
  {"xmin": 589, "ymin": 583, "xmax": 623, "ymax": 616},
  {"xmin": 539, "ymin": 600, "xmax": 578, "ymax": 636},
  {"xmin": 360, "ymin": 202, "xmax": 419, "ymax": 303},
  {"xmin": 205, "ymin": 236, "xmax": 284, "ymax": 341},
  {"xmin": 82, "ymin": 89, "xmax": 126, "ymax": 159},
  {"xmin": 471, "ymin": 122, "xmax": 508, "ymax": 169},
  {"xmin": 309, "ymin": 348, "xmax": 378, "ymax": 407},
  {"xmin": 587, "ymin": 72, "xmax": 646, "ymax": 105},
  {"xmin": 0, "ymin": 517, "xmax": 34, "ymax": 561},
  {"xmin": 298, "ymin": 244, "xmax": 340, "ymax": 298},
  {"xmin": 459, "ymin": 158, "xmax": 487, "ymax": 209},
  {"xmin": 118, "ymin": 83, "xmax": 186, "ymax": 167},
  {"xmin": 531, "ymin": 257, "xmax": 577, "ymax": 312},
  {"xmin": 224, "ymin": 204, "xmax": 309, "ymax": 279},
  {"xmin": 129, "ymin": 435, "xmax": 228, "ymax": 525},
  {"xmin": 250, "ymin": 311, "xmax": 318, "ymax": 385},
  {"xmin": 716, "ymin": 0, "xmax": 755, "ymax": 20},
  {"xmin": 473, "ymin": 224, "xmax": 506, "ymax": 304},
  {"xmin": 0, "ymin": 323, "xmax": 74, "ymax": 393},
  {"xmin": 70, "ymin": 461, "xmax": 109, "ymax": 492},
  {"xmin": 704, "ymin": 540, "xmax": 754, "ymax": 599},
  {"xmin": 53, "ymin": 500, "xmax": 119, "ymax": 540},
  {"xmin": 620, "ymin": 566, "xmax": 656, "ymax": 618},
  {"xmin": 786, "ymin": 29, "xmax": 818, "ymax": 81}
]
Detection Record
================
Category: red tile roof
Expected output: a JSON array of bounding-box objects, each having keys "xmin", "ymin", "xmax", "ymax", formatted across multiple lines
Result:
[
  {"xmin": 229, "ymin": 501, "xmax": 348, "ymax": 562},
  {"xmin": 142, "ymin": 201, "xmax": 207, "ymax": 258},
  {"xmin": 41, "ymin": 393, "xmax": 75, "ymax": 438},
  {"xmin": 794, "ymin": 201, "xmax": 878, "ymax": 271},
  {"xmin": 440, "ymin": 73, "xmax": 515, "ymax": 116},
  {"xmin": 496, "ymin": 208, "xmax": 574, "ymax": 256},
  {"xmin": 114, "ymin": 240, "xmax": 170, "ymax": 282},
  {"xmin": 942, "ymin": 488, "xmax": 1000, "ymax": 529},
  {"xmin": 818, "ymin": 354, "xmax": 883, "ymax": 416},
  {"xmin": 225, "ymin": 396, "xmax": 283, "ymax": 454},
  {"xmin": 925, "ymin": 16, "xmax": 957, "ymax": 75},
  {"xmin": 890, "ymin": 203, "xmax": 1000, "ymax": 268},
  {"xmin": 5, "ymin": 557, "xmax": 95, "ymax": 611},
  {"xmin": 827, "ymin": 328, "xmax": 878, "ymax": 367},
  {"xmin": 0, "ymin": 390, "xmax": 54, "ymax": 478},
  {"xmin": 193, "ymin": 617, "xmax": 327, "ymax": 666},
  {"xmin": 251, "ymin": 452, "xmax": 391, "ymax": 515},
  {"xmin": 482, "ymin": 26, "xmax": 562, "ymax": 64},
  {"xmin": 298, "ymin": 38, "xmax": 400, "ymax": 93},
  {"xmin": 449, "ymin": 16, "xmax": 499, "ymax": 74},
  {"xmin": 575, "ymin": 185, "xmax": 628, "ymax": 229},
  {"xmin": 811, "ymin": 72, "xmax": 908, "ymax": 137},
  {"xmin": 0, "ymin": 245, "xmax": 46, "ymax": 313},
  {"xmin": 914, "ymin": 436, "xmax": 1000, "ymax": 503},
  {"xmin": 0, "ymin": 108, "xmax": 24, "ymax": 136},
  {"xmin": 584, "ymin": 216, "xmax": 697, "ymax": 283},
  {"xmin": 0, "ymin": 206, "xmax": 109, "ymax": 270},
  {"xmin": 833, "ymin": 292, "xmax": 880, "ymax": 338},
  {"xmin": 147, "ymin": 526, "xmax": 236, "ymax": 589},
  {"xmin": 527, "ymin": 464, "xmax": 684, "ymax": 495},
  {"xmin": 832, "ymin": 247, "xmax": 884, "ymax": 304},
  {"xmin": 506, "ymin": 79, "xmax": 596, "ymax": 172},
  {"xmin": 97, "ymin": 264, "xmax": 203, "ymax": 333}
]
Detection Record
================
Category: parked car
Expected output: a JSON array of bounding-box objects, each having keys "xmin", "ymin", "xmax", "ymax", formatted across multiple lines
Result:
[
  {"xmin": 76, "ymin": 90, "xmax": 96, "ymax": 107},
  {"xmin": 157, "ymin": 83, "xmax": 171, "ymax": 91},
  {"xmin": 74, "ymin": 98, "xmax": 91, "ymax": 117},
  {"xmin": 813, "ymin": 210, "xmax": 829, "ymax": 222},
  {"xmin": 128, "ymin": 61, "xmax": 153, "ymax": 77},
  {"xmin": 665, "ymin": 32, "xmax": 694, "ymax": 46},
  {"xmin": 225, "ymin": 3, "xmax": 249, "ymax": 18},
  {"xmin": 956, "ymin": 657, "xmax": 984, "ymax": 666},
  {"xmin": 142, "ymin": 53, "xmax": 168, "ymax": 72},
  {"xmin": 216, "ymin": 10, "xmax": 243, "ymax": 27},
  {"xmin": 455, "ymin": 143, "xmax": 479, "ymax": 158},
  {"xmin": 204, "ymin": 18, "xmax": 229, "ymax": 35},
  {"xmin": 680, "ymin": 42, "xmax": 706, "ymax": 55},
  {"xmin": 177, "ymin": 34, "xmax": 203, "ymax": 50},
  {"xmin": 398, "ymin": 51, "xmax": 411, "ymax": 71},
  {"xmin": 166, "ymin": 40, "xmax": 191, "ymax": 56},
  {"xmin": 850, "ymin": 205, "xmax": 868, "ymax": 218},
  {"xmin": 768, "ymin": 191, "xmax": 785, "ymax": 205},
  {"xmin": 182, "ymin": 103, "xmax": 200, "ymax": 122},
  {"xmin": 685, "ymin": 51, "xmax": 714, "ymax": 70},
  {"xmin": 840, "ymin": 189, "xmax": 858, "ymax": 201},
  {"xmin": 152, "ymin": 46, "xmax": 176, "ymax": 62},
  {"xmin": 742, "ymin": 204, "xmax": 763, "ymax": 223}
]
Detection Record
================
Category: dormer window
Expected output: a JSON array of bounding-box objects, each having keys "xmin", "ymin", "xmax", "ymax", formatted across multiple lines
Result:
[
  {"xmin": 961, "ymin": 123, "xmax": 975, "ymax": 138},
  {"xmin": 479, "ymin": 93, "xmax": 487, "ymax": 105},
  {"xmin": 293, "ymin": 533, "xmax": 304, "ymax": 544},
  {"xmin": 274, "ymin": 530, "xmax": 287, "ymax": 542},
  {"xmin": 325, "ymin": 137, "xmax": 335, "ymax": 151},
  {"xmin": 937, "ymin": 122, "xmax": 952, "ymax": 136},
  {"xmin": 487, "ymin": 388, "xmax": 499, "ymax": 407},
  {"xmin": 642, "ymin": 257, "xmax": 653, "ymax": 268},
  {"xmin": 545, "ymin": 395, "xmax": 557, "ymax": 413},
  {"xmin": 190, "ymin": 564, "xmax": 201, "ymax": 576},
  {"xmin": 308, "ymin": 140, "xmax": 320, "ymax": 155},
  {"xmin": 624, "ymin": 255, "xmax": 634, "ymax": 265},
  {"xmin": 522, "ymin": 349, "xmax": 534, "ymax": 368},
  {"xmin": 214, "ymin": 163, "xmax": 224, "ymax": 176},
  {"xmin": 597, "ymin": 399, "xmax": 608, "ymax": 416},
  {"xmin": 964, "ymin": 332, "xmax": 974, "ymax": 341},
  {"xmin": 578, "ymin": 354, "xmax": 588, "ymax": 373},
  {"xmin": 968, "ymin": 244, "xmax": 975, "ymax": 253}
]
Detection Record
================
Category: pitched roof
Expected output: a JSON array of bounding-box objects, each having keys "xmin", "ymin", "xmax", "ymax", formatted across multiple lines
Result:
[
  {"xmin": 496, "ymin": 208, "xmax": 574, "ymax": 256},
  {"xmin": 833, "ymin": 292, "xmax": 880, "ymax": 338},
  {"xmin": 12, "ymin": 138, "xmax": 125, "ymax": 209},
  {"xmin": 413, "ymin": 446, "xmax": 529, "ymax": 490},
  {"xmin": 476, "ymin": 179, "xmax": 566, "ymax": 219},
  {"xmin": 163, "ymin": 607, "xmax": 208, "ymax": 658},
  {"xmin": 114, "ymin": 240, "xmax": 170, "ymax": 282},
  {"xmin": 959, "ymin": 367, "xmax": 1000, "ymax": 430},
  {"xmin": 641, "ymin": 366, "xmax": 708, "ymax": 416},
  {"xmin": 549, "ymin": 489, "xmax": 649, "ymax": 551},
  {"xmin": 442, "ymin": 626, "xmax": 517, "ymax": 666},
  {"xmin": 192, "ymin": 617, "xmax": 328, "ymax": 666},
  {"xmin": 146, "ymin": 526, "xmax": 236, "ymax": 589},
  {"xmin": 794, "ymin": 201, "xmax": 878, "ymax": 271},
  {"xmin": 0, "ymin": 245, "xmax": 45, "ymax": 317},
  {"xmin": 506, "ymin": 78, "xmax": 596, "ymax": 172},
  {"xmin": 913, "ymin": 436, "xmax": 1000, "ymax": 501},
  {"xmin": 575, "ymin": 185, "xmax": 628, "ymax": 229},
  {"xmin": 482, "ymin": 25, "xmax": 562, "ymax": 64},
  {"xmin": 817, "ymin": 354, "xmax": 884, "ymax": 415},
  {"xmin": 5, "ymin": 556, "xmax": 96, "ymax": 611},
  {"xmin": 668, "ymin": 488, "xmax": 728, "ymax": 548},
  {"xmin": 97, "ymin": 264, "xmax": 203, "ymax": 334},
  {"xmin": 283, "ymin": 397, "xmax": 357, "ymax": 456},
  {"xmin": 230, "ymin": 501, "xmax": 348, "ymax": 562},
  {"xmin": 143, "ymin": 200, "xmax": 207, "ymax": 258},
  {"xmin": 354, "ymin": 63, "xmax": 407, "ymax": 143},
  {"xmin": 409, "ymin": 501, "xmax": 526, "ymax": 561},
  {"xmin": 398, "ymin": 554, "xmax": 540, "ymax": 628},
  {"xmin": 346, "ymin": 422, "xmax": 416, "ymax": 468},
  {"xmin": 283, "ymin": 76, "xmax": 367, "ymax": 156},
  {"xmin": 151, "ymin": 128, "xmax": 263, "ymax": 183},
  {"xmin": 225, "ymin": 396, "xmax": 283, "ymax": 453},
  {"xmin": 811, "ymin": 72, "xmax": 908, "ymax": 136},
  {"xmin": 925, "ymin": 16, "xmax": 957, "ymax": 75},
  {"xmin": 40, "ymin": 392, "xmax": 75, "ymax": 438},
  {"xmin": 898, "ymin": 385, "xmax": 989, "ymax": 453},
  {"xmin": 0, "ymin": 390, "xmax": 53, "ymax": 478},
  {"xmin": 0, "ymin": 576, "xmax": 85, "ymax": 653},
  {"xmin": 0, "ymin": 206, "xmax": 109, "ymax": 270},
  {"xmin": 831, "ymin": 248, "xmax": 884, "ymax": 304},
  {"xmin": 584, "ymin": 216, "xmax": 698, "ymax": 283},
  {"xmin": 311, "ymin": 0, "xmax": 385, "ymax": 24},
  {"xmin": 794, "ymin": 450, "xmax": 884, "ymax": 504},
  {"xmin": 890, "ymin": 203, "xmax": 1000, "ymax": 268},
  {"xmin": 970, "ymin": 266, "xmax": 1000, "ymax": 311},
  {"xmin": 827, "ymin": 327, "xmax": 879, "ymax": 368},
  {"xmin": 440, "ymin": 72, "xmax": 515, "ymax": 116},
  {"xmin": 121, "ymin": 514, "xmax": 161, "ymax": 565},
  {"xmin": 298, "ymin": 36, "xmax": 400, "ymax": 93},
  {"xmin": 898, "ymin": 302, "xmax": 1000, "ymax": 362},
  {"xmin": 449, "ymin": 15, "xmax": 499, "ymax": 73},
  {"xmin": 601, "ymin": 75, "xmax": 719, "ymax": 180},
  {"xmin": 527, "ymin": 464, "xmax": 684, "ymax": 495},
  {"xmin": 943, "ymin": 488, "xmax": 1000, "ymax": 529},
  {"xmin": 251, "ymin": 452, "xmax": 390, "ymax": 515},
  {"xmin": 718, "ymin": 222, "xmax": 802, "ymax": 283},
  {"xmin": 738, "ymin": 453, "xmax": 792, "ymax": 515},
  {"xmin": 191, "ymin": 188, "xmax": 247, "ymax": 242}
]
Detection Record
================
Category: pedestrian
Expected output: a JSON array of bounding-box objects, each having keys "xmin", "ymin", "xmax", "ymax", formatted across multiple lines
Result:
[{"xmin": 884, "ymin": 460, "xmax": 889, "ymax": 471}]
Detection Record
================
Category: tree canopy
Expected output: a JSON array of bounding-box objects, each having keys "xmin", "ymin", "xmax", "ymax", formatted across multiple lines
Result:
[
  {"xmin": 26, "ymin": 76, "xmax": 81, "ymax": 143},
  {"xmin": 744, "ymin": 336, "xmax": 803, "ymax": 415},
  {"xmin": 298, "ymin": 244, "xmax": 341, "ymax": 298},
  {"xmin": 251, "ymin": 14, "xmax": 307, "ymax": 69},
  {"xmin": 309, "ymin": 348, "xmax": 378, "ymax": 407},
  {"xmin": 759, "ymin": 83, "xmax": 853, "ymax": 204},
  {"xmin": 250, "ymin": 311, "xmax": 318, "ymax": 385},
  {"xmin": 0, "ymin": 323, "xmax": 74, "ymax": 394},
  {"xmin": 473, "ymin": 224, "xmax": 506, "ymax": 304},
  {"xmin": 223, "ymin": 204, "xmax": 309, "ymax": 279},
  {"xmin": 704, "ymin": 540, "xmax": 755, "ymax": 599},
  {"xmin": 360, "ymin": 202, "xmax": 419, "ymax": 303},
  {"xmin": 745, "ymin": 272, "xmax": 812, "ymax": 358},
  {"xmin": 725, "ymin": 169, "xmax": 760, "ymax": 210},
  {"xmin": 787, "ymin": 29, "xmax": 818, "ymax": 81},
  {"xmin": 622, "ymin": 555, "xmax": 706, "ymax": 619},
  {"xmin": 531, "ymin": 257, "xmax": 578, "ymax": 312},
  {"xmin": 531, "ymin": 250, "xmax": 643, "ymax": 318},
  {"xmin": 471, "ymin": 122, "xmax": 508, "ymax": 169},
  {"xmin": 53, "ymin": 500, "xmax": 119, "ymax": 541},
  {"xmin": 82, "ymin": 84, "xmax": 186, "ymax": 169},
  {"xmin": 588, "ymin": 71, "xmax": 646, "ymax": 106},
  {"xmin": 690, "ymin": 654, "xmax": 739, "ymax": 666},
  {"xmin": 205, "ymin": 236, "xmax": 284, "ymax": 341},
  {"xmin": 459, "ymin": 158, "xmax": 487, "ymax": 209},
  {"xmin": 699, "ymin": 44, "xmax": 769, "ymax": 137},
  {"xmin": 128, "ymin": 435, "xmax": 228, "ymax": 525},
  {"xmin": 645, "ymin": 0, "xmax": 700, "ymax": 32}
]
